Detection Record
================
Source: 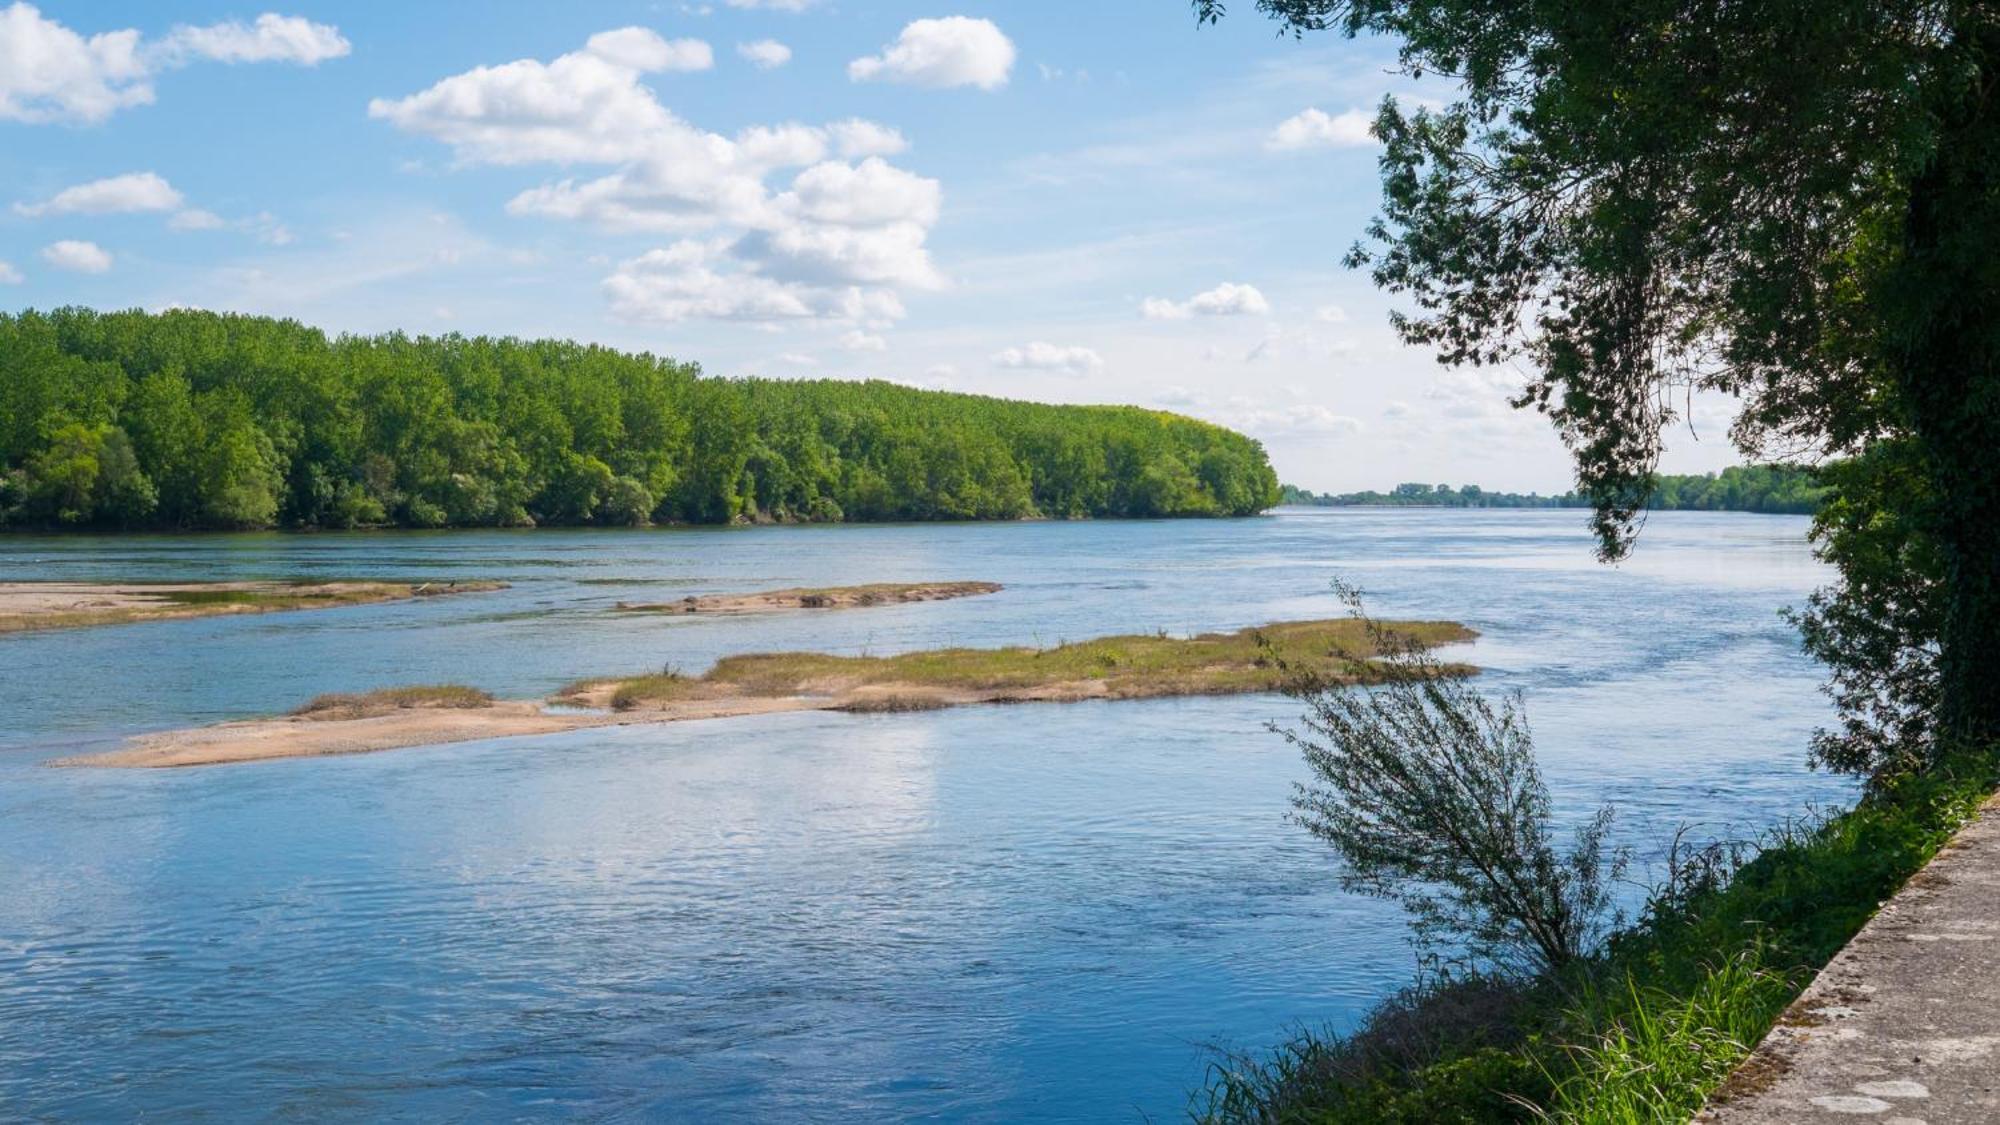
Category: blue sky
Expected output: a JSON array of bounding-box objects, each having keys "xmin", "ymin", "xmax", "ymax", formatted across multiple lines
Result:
[{"xmin": 0, "ymin": 1, "xmax": 1743, "ymax": 491}]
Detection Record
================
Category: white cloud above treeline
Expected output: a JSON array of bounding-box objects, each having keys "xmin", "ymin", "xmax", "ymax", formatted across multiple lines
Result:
[
  {"xmin": 1266, "ymin": 107, "xmax": 1374, "ymax": 151},
  {"xmin": 849, "ymin": 17, "xmax": 1014, "ymax": 90},
  {"xmin": 14, "ymin": 171, "xmax": 181, "ymax": 216},
  {"xmin": 1141, "ymin": 281, "xmax": 1270, "ymax": 320},
  {"xmin": 737, "ymin": 40, "xmax": 791, "ymax": 69},
  {"xmin": 992, "ymin": 341, "xmax": 1103, "ymax": 377},
  {"xmin": 372, "ymin": 27, "xmax": 942, "ymax": 325},
  {"xmin": 41, "ymin": 239, "xmax": 112, "ymax": 273},
  {"xmin": 0, "ymin": 260, "xmax": 23, "ymax": 283},
  {"xmin": 0, "ymin": 3, "xmax": 347, "ymax": 124}
]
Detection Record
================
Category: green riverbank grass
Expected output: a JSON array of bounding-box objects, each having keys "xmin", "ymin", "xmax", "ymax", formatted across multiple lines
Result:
[
  {"xmin": 293, "ymin": 684, "xmax": 496, "ymax": 719},
  {"xmin": 1197, "ymin": 754, "xmax": 2000, "ymax": 1123}
]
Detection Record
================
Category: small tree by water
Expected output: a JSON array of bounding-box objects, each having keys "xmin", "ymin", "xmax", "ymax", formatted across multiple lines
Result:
[{"xmin": 1276, "ymin": 585, "xmax": 1626, "ymax": 976}]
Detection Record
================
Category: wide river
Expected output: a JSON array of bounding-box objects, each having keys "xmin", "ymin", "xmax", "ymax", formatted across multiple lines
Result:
[{"xmin": 0, "ymin": 509, "xmax": 1849, "ymax": 1121}]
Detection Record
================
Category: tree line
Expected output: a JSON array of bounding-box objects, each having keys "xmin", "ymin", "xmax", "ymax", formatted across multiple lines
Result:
[
  {"xmin": 0, "ymin": 307, "xmax": 1280, "ymax": 531},
  {"xmin": 1278, "ymin": 464, "xmax": 1827, "ymax": 513}
]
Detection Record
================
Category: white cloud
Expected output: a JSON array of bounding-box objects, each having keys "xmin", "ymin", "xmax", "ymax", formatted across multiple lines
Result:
[
  {"xmin": 579, "ymin": 27, "xmax": 710, "ymax": 72},
  {"xmin": 0, "ymin": 4, "xmax": 347, "ymax": 124},
  {"xmin": 41, "ymin": 239, "xmax": 112, "ymax": 273},
  {"xmin": 376, "ymin": 30, "xmax": 941, "ymax": 323},
  {"xmin": 604, "ymin": 240, "xmax": 907, "ymax": 324},
  {"xmin": 0, "ymin": 260, "xmax": 22, "ymax": 283},
  {"xmin": 14, "ymin": 171, "xmax": 182, "ymax": 216},
  {"xmin": 1231, "ymin": 403, "xmax": 1364, "ymax": 436},
  {"xmin": 1315, "ymin": 304, "xmax": 1349, "ymax": 323},
  {"xmin": 737, "ymin": 39, "xmax": 791, "ymax": 69},
  {"xmin": 992, "ymin": 341, "xmax": 1103, "ymax": 377},
  {"xmin": 152, "ymin": 13, "xmax": 349, "ymax": 66},
  {"xmin": 168, "ymin": 208, "xmax": 225, "ymax": 231},
  {"xmin": 848, "ymin": 17, "xmax": 1014, "ymax": 91},
  {"xmin": 777, "ymin": 351, "xmax": 818, "ymax": 366},
  {"xmin": 1140, "ymin": 281, "xmax": 1270, "ymax": 320},
  {"xmin": 1267, "ymin": 107, "xmax": 1375, "ymax": 151},
  {"xmin": 838, "ymin": 329, "xmax": 886, "ymax": 351}
]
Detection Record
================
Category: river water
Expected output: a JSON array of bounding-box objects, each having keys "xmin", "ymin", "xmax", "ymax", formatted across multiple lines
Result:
[{"xmin": 0, "ymin": 510, "xmax": 1849, "ymax": 1121}]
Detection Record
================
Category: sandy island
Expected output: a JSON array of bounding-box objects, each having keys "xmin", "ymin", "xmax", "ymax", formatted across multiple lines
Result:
[
  {"xmin": 59, "ymin": 618, "xmax": 1476, "ymax": 769},
  {"xmin": 0, "ymin": 579, "xmax": 507, "ymax": 635},
  {"xmin": 617, "ymin": 580, "xmax": 1002, "ymax": 615}
]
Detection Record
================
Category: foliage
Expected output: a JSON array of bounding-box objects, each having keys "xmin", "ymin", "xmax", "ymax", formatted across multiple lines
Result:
[
  {"xmin": 0, "ymin": 307, "xmax": 1280, "ymax": 531},
  {"xmin": 1279, "ymin": 595, "xmax": 1624, "ymax": 975},
  {"xmin": 1196, "ymin": 0, "xmax": 2000, "ymax": 758},
  {"xmin": 1787, "ymin": 441, "xmax": 1948, "ymax": 779},
  {"xmin": 1279, "ymin": 465, "xmax": 1826, "ymax": 514},
  {"xmin": 1197, "ymin": 749, "xmax": 1999, "ymax": 1123}
]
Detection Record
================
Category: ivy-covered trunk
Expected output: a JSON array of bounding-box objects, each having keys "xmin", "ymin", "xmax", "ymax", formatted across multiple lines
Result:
[{"xmin": 1892, "ymin": 21, "xmax": 2000, "ymax": 752}]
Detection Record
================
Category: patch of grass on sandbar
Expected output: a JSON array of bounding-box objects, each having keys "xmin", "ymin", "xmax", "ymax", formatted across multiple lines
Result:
[
  {"xmin": 292, "ymin": 684, "xmax": 494, "ymax": 719},
  {"xmin": 571, "ymin": 618, "xmax": 1475, "ymax": 710}
]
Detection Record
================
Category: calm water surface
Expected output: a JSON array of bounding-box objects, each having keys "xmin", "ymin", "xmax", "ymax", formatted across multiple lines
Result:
[{"xmin": 0, "ymin": 510, "xmax": 1849, "ymax": 1121}]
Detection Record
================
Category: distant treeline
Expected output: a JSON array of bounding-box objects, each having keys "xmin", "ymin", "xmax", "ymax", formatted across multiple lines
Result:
[
  {"xmin": 0, "ymin": 308, "xmax": 1280, "ymax": 531},
  {"xmin": 1279, "ymin": 464, "xmax": 1827, "ymax": 514}
]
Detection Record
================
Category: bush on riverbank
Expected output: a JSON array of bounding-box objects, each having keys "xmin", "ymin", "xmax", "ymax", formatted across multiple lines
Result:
[{"xmin": 1196, "ymin": 753, "xmax": 1998, "ymax": 1123}]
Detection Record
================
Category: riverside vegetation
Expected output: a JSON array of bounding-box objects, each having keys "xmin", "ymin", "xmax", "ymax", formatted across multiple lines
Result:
[
  {"xmin": 1196, "ymin": 596, "xmax": 1998, "ymax": 1122},
  {"xmin": 1192, "ymin": 0, "xmax": 2000, "ymax": 1119},
  {"xmin": 1277, "ymin": 465, "xmax": 1827, "ymax": 515},
  {"xmin": 0, "ymin": 307, "xmax": 1279, "ymax": 531}
]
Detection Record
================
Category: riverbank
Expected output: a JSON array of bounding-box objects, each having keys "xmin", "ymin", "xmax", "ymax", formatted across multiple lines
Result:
[
  {"xmin": 0, "ymin": 579, "xmax": 507, "ymax": 634},
  {"xmin": 1198, "ymin": 755, "xmax": 2000, "ymax": 1122},
  {"xmin": 1697, "ymin": 789, "xmax": 2000, "ymax": 1122},
  {"xmin": 616, "ymin": 580, "xmax": 1002, "ymax": 615},
  {"xmin": 60, "ymin": 617, "xmax": 1475, "ymax": 769}
]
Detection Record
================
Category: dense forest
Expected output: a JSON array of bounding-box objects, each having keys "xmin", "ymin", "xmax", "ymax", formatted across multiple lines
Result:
[
  {"xmin": 1278, "ymin": 464, "xmax": 1827, "ymax": 514},
  {"xmin": 0, "ymin": 308, "xmax": 1280, "ymax": 531}
]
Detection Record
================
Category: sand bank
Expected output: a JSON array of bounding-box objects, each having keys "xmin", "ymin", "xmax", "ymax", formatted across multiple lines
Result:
[
  {"xmin": 617, "ymin": 580, "xmax": 1001, "ymax": 615},
  {"xmin": 61, "ymin": 617, "xmax": 1475, "ymax": 769},
  {"xmin": 0, "ymin": 580, "xmax": 505, "ymax": 634}
]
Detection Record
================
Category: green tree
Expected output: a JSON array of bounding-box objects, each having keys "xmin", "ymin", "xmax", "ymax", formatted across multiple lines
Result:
[{"xmin": 1198, "ymin": 0, "xmax": 2000, "ymax": 763}]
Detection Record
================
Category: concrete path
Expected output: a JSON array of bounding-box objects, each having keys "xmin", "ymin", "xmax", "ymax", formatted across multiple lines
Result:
[{"xmin": 1697, "ymin": 794, "xmax": 2000, "ymax": 1124}]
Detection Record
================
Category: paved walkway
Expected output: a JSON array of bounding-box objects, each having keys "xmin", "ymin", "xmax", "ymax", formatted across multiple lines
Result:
[{"xmin": 1697, "ymin": 794, "xmax": 2000, "ymax": 1124}]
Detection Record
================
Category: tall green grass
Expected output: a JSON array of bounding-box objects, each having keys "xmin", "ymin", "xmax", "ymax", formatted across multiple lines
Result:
[{"xmin": 1197, "ymin": 754, "xmax": 1998, "ymax": 1124}]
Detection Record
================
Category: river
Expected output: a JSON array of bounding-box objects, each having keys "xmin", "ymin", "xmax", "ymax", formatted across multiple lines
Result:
[{"xmin": 0, "ymin": 509, "xmax": 1849, "ymax": 1121}]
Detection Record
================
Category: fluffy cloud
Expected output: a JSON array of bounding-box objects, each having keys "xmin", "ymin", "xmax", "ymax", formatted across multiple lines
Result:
[
  {"xmin": 1267, "ymin": 107, "xmax": 1375, "ymax": 151},
  {"xmin": 737, "ymin": 39, "xmax": 791, "ymax": 69},
  {"xmin": 848, "ymin": 17, "xmax": 1014, "ymax": 90},
  {"xmin": 992, "ymin": 342, "xmax": 1103, "ymax": 377},
  {"xmin": 41, "ymin": 239, "xmax": 112, "ymax": 273},
  {"xmin": 152, "ymin": 13, "xmax": 349, "ymax": 66},
  {"xmin": 604, "ymin": 240, "xmax": 907, "ymax": 324},
  {"xmin": 0, "ymin": 260, "xmax": 22, "ymax": 283},
  {"xmin": 376, "ymin": 31, "xmax": 940, "ymax": 324},
  {"xmin": 838, "ymin": 329, "xmax": 886, "ymax": 351},
  {"xmin": 1141, "ymin": 281, "xmax": 1270, "ymax": 320},
  {"xmin": 0, "ymin": 3, "xmax": 346, "ymax": 124},
  {"xmin": 14, "ymin": 171, "xmax": 182, "ymax": 216},
  {"xmin": 1315, "ymin": 304, "xmax": 1349, "ymax": 323}
]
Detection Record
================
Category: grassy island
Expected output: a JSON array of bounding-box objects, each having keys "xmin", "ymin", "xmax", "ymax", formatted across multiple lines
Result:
[{"xmin": 63, "ymin": 617, "xmax": 1475, "ymax": 769}]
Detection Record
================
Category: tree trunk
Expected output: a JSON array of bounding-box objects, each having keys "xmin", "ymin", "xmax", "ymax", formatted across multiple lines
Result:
[{"xmin": 1892, "ymin": 20, "xmax": 2000, "ymax": 752}]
